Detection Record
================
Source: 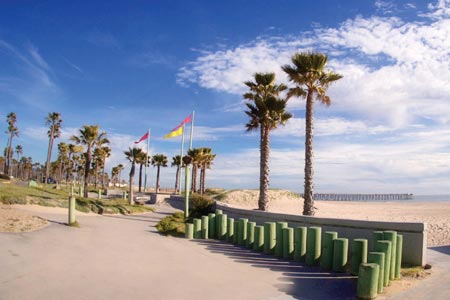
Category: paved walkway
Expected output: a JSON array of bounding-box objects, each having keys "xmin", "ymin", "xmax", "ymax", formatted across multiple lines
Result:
[{"xmin": 0, "ymin": 205, "xmax": 449, "ymax": 300}]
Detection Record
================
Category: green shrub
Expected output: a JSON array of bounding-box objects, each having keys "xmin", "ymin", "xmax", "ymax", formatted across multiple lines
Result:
[
  {"xmin": 189, "ymin": 193, "xmax": 214, "ymax": 218},
  {"xmin": 156, "ymin": 212, "xmax": 186, "ymax": 237}
]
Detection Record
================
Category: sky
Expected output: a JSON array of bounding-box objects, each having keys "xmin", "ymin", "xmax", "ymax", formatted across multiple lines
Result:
[{"xmin": 1, "ymin": 0, "xmax": 450, "ymax": 194}]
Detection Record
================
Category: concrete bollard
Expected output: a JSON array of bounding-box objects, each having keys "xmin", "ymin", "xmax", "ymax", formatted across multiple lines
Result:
[
  {"xmin": 201, "ymin": 215, "xmax": 209, "ymax": 239},
  {"xmin": 351, "ymin": 239, "xmax": 368, "ymax": 275},
  {"xmin": 217, "ymin": 214, "xmax": 228, "ymax": 240},
  {"xmin": 208, "ymin": 213, "xmax": 216, "ymax": 239},
  {"xmin": 306, "ymin": 227, "xmax": 322, "ymax": 266},
  {"xmin": 238, "ymin": 218, "xmax": 248, "ymax": 246},
  {"xmin": 375, "ymin": 240, "xmax": 392, "ymax": 287},
  {"xmin": 185, "ymin": 223, "xmax": 194, "ymax": 239},
  {"xmin": 233, "ymin": 221, "xmax": 239, "ymax": 244},
  {"xmin": 383, "ymin": 231, "xmax": 397, "ymax": 280},
  {"xmin": 68, "ymin": 195, "xmax": 76, "ymax": 225},
  {"xmin": 372, "ymin": 231, "xmax": 384, "ymax": 250},
  {"xmin": 294, "ymin": 226, "xmax": 307, "ymax": 262},
  {"xmin": 283, "ymin": 227, "xmax": 294, "ymax": 260},
  {"xmin": 264, "ymin": 222, "xmax": 276, "ymax": 255},
  {"xmin": 193, "ymin": 218, "xmax": 202, "ymax": 239},
  {"xmin": 215, "ymin": 209, "xmax": 223, "ymax": 215},
  {"xmin": 368, "ymin": 252, "xmax": 385, "ymax": 294},
  {"xmin": 332, "ymin": 238, "xmax": 348, "ymax": 273},
  {"xmin": 275, "ymin": 222, "xmax": 288, "ymax": 257},
  {"xmin": 227, "ymin": 218, "xmax": 235, "ymax": 242},
  {"xmin": 395, "ymin": 234, "xmax": 403, "ymax": 280},
  {"xmin": 98, "ymin": 189, "xmax": 102, "ymax": 199},
  {"xmin": 246, "ymin": 222, "xmax": 256, "ymax": 249},
  {"xmin": 254, "ymin": 225, "xmax": 264, "ymax": 252},
  {"xmin": 357, "ymin": 263, "xmax": 380, "ymax": 299},
  {"xmin": 215, "ymin": 210, "xmax": 222, "ymax": 237},
  {"xmin": 321, "ymin": 231, "xmax": 338, "ymax": 270},
  {"xmin": 70, "ymin": 185, "xmax": 74, "ymax": 196}
]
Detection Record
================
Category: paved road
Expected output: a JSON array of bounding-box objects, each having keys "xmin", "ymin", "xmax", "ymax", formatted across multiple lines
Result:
[{"xmin": 0, "ymin": 205, "xmax": 448, "ymax": 300}]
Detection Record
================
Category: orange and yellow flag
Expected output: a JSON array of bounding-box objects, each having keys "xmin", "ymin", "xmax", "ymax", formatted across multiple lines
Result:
[{"xmin": 164, "ymin": 125, "xmax": 184, "ymax": 139}]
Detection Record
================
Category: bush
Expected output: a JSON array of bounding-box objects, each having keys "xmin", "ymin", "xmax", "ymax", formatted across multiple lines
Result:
[
  {"xmin": 156, "ymin": 212, "xmax": 186, "ymax": 237},
  {"xmin": 189, "ymin": 193, "xmax": 214, "ymax": 218}
]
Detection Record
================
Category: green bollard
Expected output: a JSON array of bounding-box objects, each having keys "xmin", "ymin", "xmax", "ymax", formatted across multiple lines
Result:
[
  {"xmin": 254, "ymin": 225, "xmax": 264, "ymax": 252},
  {"xmin": 70, "ymin": 185, "xmax": 74, "ymax": 196},
  {"xmin": 351, "ymin": 239, "xmax": 368, "ymax": 275},
  {"xmin": 238, "ymin": 218, "xmax": 248, "ymax": 246},
  {"xmin": 395, "ymin": 234, "xmax": 403, "ymax": 280},
  {"xmin": 185, "ymin": 223, "xmax": 194, "ymax": 239},
  {"xmin": 321, "ymin": 231, "xmax": 338, "ymax": 270},
  {"xmin": 294, "ymin": 226, "xmax": 307, "ymax": 262},
  {"xmin": 201, "ymin": 216, "xmax": 209, "ymax": 239},
  {"xmin": 375, "ymin": 240, "xmax": 392, "ymax": 287},
  {"xmin": 217, "ymin": 214, "xmax": 228, "ymax": 240},
  {"xmin": 193, "ymin": 218, "xmax": 202, "ymax": 239},
  {"xmin": 233, "ymin": 221, "xmax": 239, "ymax": 244},
  {"xmin": 368, "ymin": 252, "xmax": 385, "ymax": 294},
  {"xmin": 215, "ymin": 210, "xmax": 223, "ymax": 237},
  {"xmin": 246, "ymin": 222, "xmax": 256, "ymax": 249},
  {"xmin": 208, "ymin": 213, "xmax": 216, "ymax": 239},
  {"xmin": 275, "ymin": 222, "xmax": 288, "ymax": 257},
  {"xmin": 383, "ymin": 231, "xmax": 397, "ymax": 280},
  {"xmin": 68, "ymin": 196, "xmax": 76, "ymax": 225},
  {"xmin": 357, "ymin": 263, "xmax": 379, "ymax": 300},
  {"xmin": 332, "ymin": 238, "xmax": 348, "ymax": 273},
  {"xmin": 215, "ymin": 209, "xmax": 223, "ymax": 215},
  {"xmin": 98, "ymin": 189, "xmax": 102, "ymax": 199},
  {"xmin": 283, "ymin": 227, "xmax": 294, "ymax": 260},
  {"xmin": 372, "ymin": 231, "xmax": 384, "ymax": 250},
  {"xmin": 264, "ymin": 222, "xmax": 276, "ymax": 255},
  {"xmin": 227, "ymin": 218, "xmax": 235, "ymax": 242},
  {"xmin": 306, "ymin": 226, "xmax": 322, "ymax": 266}
]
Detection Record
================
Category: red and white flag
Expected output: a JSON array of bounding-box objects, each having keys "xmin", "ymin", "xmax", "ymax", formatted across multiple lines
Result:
[{"xmin": 134, "ymin": 131, "xmax": 150, "ymax": 144}]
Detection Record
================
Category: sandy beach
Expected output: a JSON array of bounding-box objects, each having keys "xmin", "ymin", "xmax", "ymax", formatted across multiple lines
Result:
[{"xmin": 220, "ymin": 190, "xmax": 450, "ymax": 247}]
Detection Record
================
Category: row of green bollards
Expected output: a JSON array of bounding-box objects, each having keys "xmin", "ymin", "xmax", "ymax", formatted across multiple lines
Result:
[
  {"xmin": 185, "ymin": 211, "xmax": 404, "ymax": 300},
  {"xmin": 356, "ymin": 231, "xmax": 404, "ymax": 299}
]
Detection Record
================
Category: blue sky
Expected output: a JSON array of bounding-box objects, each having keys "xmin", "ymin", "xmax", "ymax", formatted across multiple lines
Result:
[{"xmin": 1, "ymin": 0, "xmax": 450, "ymax": 194}]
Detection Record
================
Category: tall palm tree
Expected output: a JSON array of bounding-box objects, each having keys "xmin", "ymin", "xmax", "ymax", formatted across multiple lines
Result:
[
  {"xmin": 124, "ymin": 147, "xmax": 143, "ymax": 204},
  {"xmin": 136, "ymin": 151, "xmax": 149, "ymax": 193},
  {"xmin": 282, "ymin": 52, "xmax": 343, "ymax": 216},
  {"xmin": 45, "ymin": 112, "xmax": 62, "ymax": 184},
  {"xmin": 5, "ymin": 112, "xmax": 19, "ymax": 176},
  {"xmin": 70, "ymin": 125, "xmax": 108, "ymax": 198},
  {"xmin": 171, "ymin": 155, "xmax": 182, "ymax": 194},
  {"xmin": 244, "ymin": 72, "xmax": 292, "ymax": 211},
  {"xmin": 117, "ymin": 163, "xmax": 124, "ymax": 186},
  {"xmin": 151, "ymin": 154, "xmax": 168, "ymax": 193},
  {"xmin": 111, "ymin": 166, "xmax": 119, "ymax": 187},
  {"xmin": 197, "ymin": 148, "xmax": 216, "ymax": 195},
  {"xmin": 100, "ymin": 146, "xmax": 111, "ymax": 189},
  {"xmin": 15, "ymin": 145, "xmax": 23, "ymax": 178},
  {"xmin": 57, "ymin": 142, "xmax": 69, "ymax": 184},
  {"xmin": 187, "ymin": 148, "xmax": 202, "ymax": 193},
  {"xmin": 67, "ymin": 144, "xmax": 83, "ymax": 183}
]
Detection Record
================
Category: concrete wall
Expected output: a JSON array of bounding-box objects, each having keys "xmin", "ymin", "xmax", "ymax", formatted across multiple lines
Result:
[
  {"xmin": 216, "ymin": 202, "xmax": 427, "ymax": 266},
  {"xmin": 149, "ymin": 193, "xmax": 169, "ymax": 205}
]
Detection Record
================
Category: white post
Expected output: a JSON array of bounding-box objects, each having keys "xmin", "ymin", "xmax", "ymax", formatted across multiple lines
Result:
[{"xmin": 144, "ymin": 129, "xmax": 151, "ymax": 192}]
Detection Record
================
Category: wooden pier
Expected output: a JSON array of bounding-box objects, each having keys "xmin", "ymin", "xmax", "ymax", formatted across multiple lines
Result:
[{"xmin": 302, "ymin": 193, "xmax": 414, "ymax": 201}]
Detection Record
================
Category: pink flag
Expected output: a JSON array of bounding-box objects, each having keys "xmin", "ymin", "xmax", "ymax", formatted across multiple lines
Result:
[
  {"xmin": 171, "ymin": 114, "xmax": 192, "ymax": 131},
  {"xmin": 134, "ymin": 131, "xmax": 150, "ymax": 144}
]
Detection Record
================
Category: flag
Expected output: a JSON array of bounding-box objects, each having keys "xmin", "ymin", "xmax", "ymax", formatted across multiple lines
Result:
[
  {"xmin": 171, "ymin": 114, "xmax": 192, "ymax": 131},
  {"xmin": 164, "ymin": 126, "xmax": 184, "ymax": 139},
  {"xmin": 134, "ymin": 131, "xmax": 149, "ymax": 144}
]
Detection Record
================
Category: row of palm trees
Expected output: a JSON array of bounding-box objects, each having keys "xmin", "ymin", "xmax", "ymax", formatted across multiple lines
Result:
[{"xmin": 245, "ymin": 51, "xmax": 342, "ymax": 216}]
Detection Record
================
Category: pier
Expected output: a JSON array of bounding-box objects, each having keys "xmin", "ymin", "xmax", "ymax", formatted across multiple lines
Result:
[{"xmin": 302, "ymin": 193, "xmax": 414, "ymax": 201}]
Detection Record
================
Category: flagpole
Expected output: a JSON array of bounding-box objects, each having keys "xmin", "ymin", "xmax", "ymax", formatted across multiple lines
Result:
[
  {"xmin": 189, "ymin": 111, "xmax": 195, "ymax": 150},
  {"xmin": 179, "ymin": 124, "xmax": 185, "ymax": 195},
  {"xmin": 144, "ymin": 128, "xmax": 150, "ymax": 192},
  {"xmin": 184, "ymin": 111, "xmax": 194, "ymax": 218}
]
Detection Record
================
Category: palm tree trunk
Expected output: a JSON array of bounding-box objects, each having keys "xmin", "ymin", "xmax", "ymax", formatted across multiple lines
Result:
[
  {"xmin": 303, "ymin": 91, "xmax": 315, "ymax": 216},
  {"xmin": 191, "ymin": 165, "xmax": 197, "ymax": 193},
  {"xmin": 201, "ymin": 165, "xmax": 207, "ymax": 195},
  {"xmin": 84, "ymin": 149, "xmax": 91, "ymax": 198},
  {"xmin": 174, "ymin": 166, "xmax": 180, "ymax": 193},
  {"xmin": 259, "ymin": 126, "xmax": 270, "ymax": 211},
  {"xmin": 156, "ymin": 166, "xmax": 161, "ymax": 193},
  {"xmin": 138, "ymin": 163, "xmax": 143, "ymax": 193},
  {"xmin": 7, "ymin": 134, "xmax": 14, "ymax": 176},
  {"xmin": 45, "ymin": 130, "xmax": 54, "ymax": 184},
  {"xmin": 129, "ymin": 163, "xmax": 135, "ymax": 205},
  {"xmin": 199, "ymin": 166, "xmax": 204, "ymax": 196},
  {"xmin": 102, "ymin": 157, "xmax": 106, "ymax": 189}
]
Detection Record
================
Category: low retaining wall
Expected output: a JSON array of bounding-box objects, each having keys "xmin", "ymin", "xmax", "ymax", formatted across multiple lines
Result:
[
  {"xmin": 215, "ymin": 202, "xmax": 427, "ymax": 266},
  {"xmin": 149, "ymin": 193, "xmax": 170, "ymax": 204}
]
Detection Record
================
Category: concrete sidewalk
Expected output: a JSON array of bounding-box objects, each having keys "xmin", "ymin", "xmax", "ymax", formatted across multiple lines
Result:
[{"xmin": 0, "ymin": 205, "xmax": 448, "ymax": 300}]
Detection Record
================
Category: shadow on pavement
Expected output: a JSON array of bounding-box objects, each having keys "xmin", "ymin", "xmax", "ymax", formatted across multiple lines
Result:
[
  {"xmin": 193, "ymin": 239, "xmax": 357, "ymax": 300},
  {"xmin": 429, "ymin": 245, "xmax": 450, "ymax": 256}
]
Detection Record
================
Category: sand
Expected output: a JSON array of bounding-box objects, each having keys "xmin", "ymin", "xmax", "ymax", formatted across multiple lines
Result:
[
  {"xmin": 220, "ymin": 190, "xmax": 450, "ymax": 247},
  {"xmin": 0, "ymin": 204, "xmax": 49, "ymax": 232}
]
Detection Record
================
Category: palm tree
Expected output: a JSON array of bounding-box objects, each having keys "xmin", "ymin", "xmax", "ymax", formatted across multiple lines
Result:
[
  {"xmin": 171, "ymin": 155, "xmax": 182, "ymax": 194},
  {"xmin": 70, "ymin": 125, "xmax": 108, "ymax": 198},
  {"xmin": 124, "ymin": 147, "xmax": 143, "ymax": 204},
  {"xmin": 15, "ymin": 145, "xmax": 23, "ymax": 178},
  {"xmin": 57, "ymin": 142, "xmax": 69, "ymax": 184},
  {"xmin": 282, "ymin": 52, "xmax": 343, "ymax": 216},
  {"xmin": 45, "ymin": 112, "xmax": 62, "ymax": 184},
  {"xmin": 100, "ymin": 146, "xmax": 111, "ymax": 189},
  {"xmin": 187, "ymin": 148, "xmax": 202, "ymax": 193},
  {"xmin": 117, "ymin": 163, "xmax": 124, "ymax": 186},
  {"xmin": 244, "ymin": 72, "xmax": 292, "ymax": 211},
  {"xmin": 5, "ymin": 112, "xmax": 19, "ymax": 176},
  {"xmin": 198, "ymin": 148, "xmax": 216, "ymax": 195},
  {"xmin": 151, "ymin": 154, "xmax": 168, "ymax": 193},
  {"xmin": 111, "ymin": 166, "xmax": 119, "ymax": 187},
  {"xmin": 67, "ymin": 144, "xmax": 83, "ymax": 183},
  {"xmin": 136, "ymin": 151, "xmax": 149, "ymax": 193}
]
